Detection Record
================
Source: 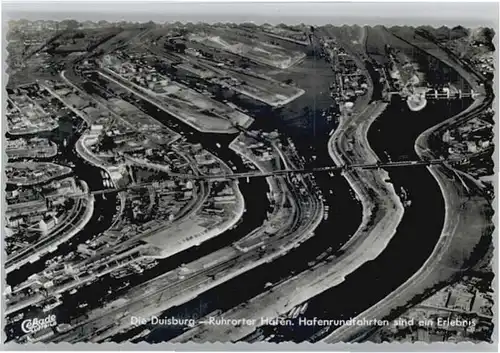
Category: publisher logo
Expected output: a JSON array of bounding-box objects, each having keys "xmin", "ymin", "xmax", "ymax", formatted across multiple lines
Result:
[{"xmin": 21, "ymin": 315, "xmax": 57, "ymax": 334}]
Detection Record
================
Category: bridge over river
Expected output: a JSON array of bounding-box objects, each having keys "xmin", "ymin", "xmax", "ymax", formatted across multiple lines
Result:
[{"xmin": 50, "ymin": 156, "xmax": 467, "ymax": 199}]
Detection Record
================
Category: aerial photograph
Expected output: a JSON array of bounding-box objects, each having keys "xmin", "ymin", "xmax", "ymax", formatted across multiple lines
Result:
[{"xmin": 2, "ymin": 1, "xmax": 496, "ymax": 347}]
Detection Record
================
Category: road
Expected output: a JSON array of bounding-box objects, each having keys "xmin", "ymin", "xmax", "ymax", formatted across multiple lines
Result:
[
  {"xmin": 46, "ymin": 157, "xmax": 459, "ymax": 196},
  {"xmin": 181, "ymin": 158, "xmax": 458, "ymax": 180}
]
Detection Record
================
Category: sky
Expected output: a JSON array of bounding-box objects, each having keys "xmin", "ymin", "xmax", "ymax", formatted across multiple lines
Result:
[{"xmin": 3, "ymin": 1, "xmax": 499, "ymax": 27}]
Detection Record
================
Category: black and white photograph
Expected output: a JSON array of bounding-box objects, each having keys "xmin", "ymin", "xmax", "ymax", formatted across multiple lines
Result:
[{"xmin": 1, "ymin": 1, "xmax": 497, "ymax": 348}]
